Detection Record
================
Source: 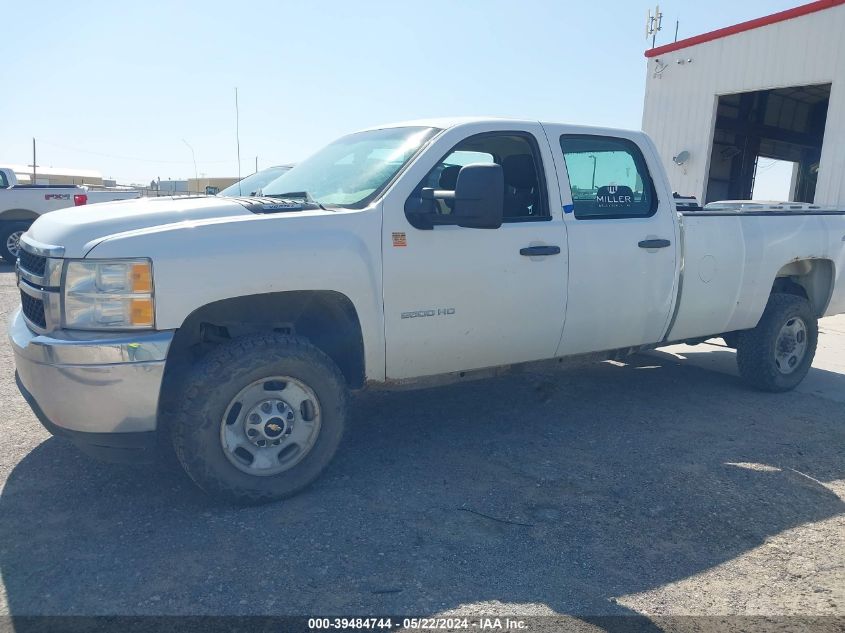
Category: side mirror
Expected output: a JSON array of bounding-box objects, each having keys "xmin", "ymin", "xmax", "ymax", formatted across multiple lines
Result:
[
  {"xmin": 410, "ymin": 163, "xmax": 504, "ymax": 230},
  {"xmin": 451, "ymin": 163, "xmax": 504, "ymax": 229}
]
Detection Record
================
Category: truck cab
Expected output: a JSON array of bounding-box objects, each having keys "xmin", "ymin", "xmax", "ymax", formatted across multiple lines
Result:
[
  {"xmin": 382, "ymin": 120, "xmax": 680, "ymax": 378},
  {"xmin": 0, "ymin": 168, "xmax": 16, "ymax": 189}
]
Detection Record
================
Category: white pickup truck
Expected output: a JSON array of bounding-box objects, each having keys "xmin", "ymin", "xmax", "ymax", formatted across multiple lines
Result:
[
  {"xmin": 9, "ymin": 118, "xmax": 845, "ymax": 504},
  {"xmin": 0, "ymin": 167, "xmax": 139, "ymax": 263}
]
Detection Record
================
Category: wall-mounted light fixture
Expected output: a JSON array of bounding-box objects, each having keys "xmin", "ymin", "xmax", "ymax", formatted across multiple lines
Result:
[{"xmin": 653, "ymin": 58, "xmax": 669, "ymax": 78}]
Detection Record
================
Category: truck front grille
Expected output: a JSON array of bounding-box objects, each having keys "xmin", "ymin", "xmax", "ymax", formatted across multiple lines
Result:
[
  {"xmin": 20, "ymin": 290, "xmax": 47, "ymax": 329},
  {"xmin": 18, "ymin": 250, "xmax": 47, "ymax": 277}
]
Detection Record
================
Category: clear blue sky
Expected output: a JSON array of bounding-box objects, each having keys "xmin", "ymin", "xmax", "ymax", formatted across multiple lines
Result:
[{"xmin": 0, "ymin": 1, "xmax": 799, "ymax": 184}]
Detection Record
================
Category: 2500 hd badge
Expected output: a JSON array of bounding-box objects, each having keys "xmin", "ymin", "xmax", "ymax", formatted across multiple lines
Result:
[{"xmin": 401, "ymin": 308, "xmax": 456, "ymax": 319}]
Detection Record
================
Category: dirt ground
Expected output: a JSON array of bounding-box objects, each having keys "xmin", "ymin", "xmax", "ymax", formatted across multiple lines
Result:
[{"xmin": 0, "ymin": 262, "xmax": 842, "ymax": 626}]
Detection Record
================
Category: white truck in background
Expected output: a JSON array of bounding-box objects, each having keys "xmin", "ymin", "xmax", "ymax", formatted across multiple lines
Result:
[
  {"xmin": 9, "ymin": 118, "xmax": 845, "ymax": 504},
  {"xmin": 0, "ymin": 167, "xmax": 140, "ymax": 263}
]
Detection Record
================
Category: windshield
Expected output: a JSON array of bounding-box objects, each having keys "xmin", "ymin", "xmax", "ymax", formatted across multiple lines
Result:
[
  {"xmin": 260, "ymin": 126, "xmax": 438, "ymax": 208},
  {"xmin": 218, "ymin": 165, "xmax": 292, "ymax": 197}
]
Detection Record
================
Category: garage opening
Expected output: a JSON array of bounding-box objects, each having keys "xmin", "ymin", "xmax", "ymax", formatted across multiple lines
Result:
[{"xmin": 704, "ymin": 83, "xmax": 830, "ymax": 204}]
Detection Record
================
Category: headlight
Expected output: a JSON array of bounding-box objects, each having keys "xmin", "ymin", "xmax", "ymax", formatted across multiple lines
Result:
[{"xmin": 63, "ymin": 259, "xmax": 155, "ymax": 329}]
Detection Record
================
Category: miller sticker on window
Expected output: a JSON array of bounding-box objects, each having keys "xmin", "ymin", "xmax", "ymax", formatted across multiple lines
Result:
[
  {"xmin": 392, "ymin": 232, "xmax": 407, "ymax": 247},
  {"xmin": 596, "ymin": 185, "xmax": 634, "ymax": 208}
]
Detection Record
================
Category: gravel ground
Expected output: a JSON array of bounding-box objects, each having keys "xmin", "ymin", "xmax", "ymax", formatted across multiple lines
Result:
[{"xmin": 0, "ymin": 262, "xmax": 842, "ymax": 623}]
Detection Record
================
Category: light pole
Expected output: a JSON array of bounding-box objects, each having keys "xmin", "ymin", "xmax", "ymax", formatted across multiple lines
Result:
[
  {"xmin": 182, "ymin": 139, "xmax": 198, "ymax": 192},
  {"xmin": 589, "ymin": 155, "xmax": 597, "ymax": 191}
]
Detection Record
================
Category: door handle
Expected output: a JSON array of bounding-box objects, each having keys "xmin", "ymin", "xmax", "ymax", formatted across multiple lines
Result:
[
  {"xmin": 520, "ymin": 245, "xmax": 561, "ymax": 256},
  {"xmin": 638, "ymin": 239, "xmax": 671, "ymax": 249}
]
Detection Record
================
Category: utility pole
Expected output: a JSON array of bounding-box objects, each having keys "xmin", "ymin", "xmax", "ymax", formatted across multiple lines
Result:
[
  {"xmin": 29, "ymin": 138, "xmax": 38, "ymax": 183},
  {"xmin": 235, "ymin": 87, "xmax": 242, "ymax": 194},
  {"xmin": 255, "ymin": 156, "xmax": 258, "ymax": 174}
]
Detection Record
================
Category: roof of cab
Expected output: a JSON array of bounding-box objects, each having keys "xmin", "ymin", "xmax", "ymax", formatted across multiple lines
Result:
[
  {"xmin": 354, "ymin": 117, "xmax": 645, "ymax": 139},
  {"xmin": 355, "ymin": 117, "xmax": 533, "ymax": 132}
]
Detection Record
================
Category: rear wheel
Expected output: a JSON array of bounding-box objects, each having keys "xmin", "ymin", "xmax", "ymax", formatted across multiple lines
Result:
[
  {"xmin": 0, "ymin": 222, "xmax": 31, "ymax": 264},
  {"xmin": 171, "ymin": 333, "xmax": 348, "ymax": 504},
  {"xmin": 736, "ymin": 293, "xmax": 818, "ymax": 392}
]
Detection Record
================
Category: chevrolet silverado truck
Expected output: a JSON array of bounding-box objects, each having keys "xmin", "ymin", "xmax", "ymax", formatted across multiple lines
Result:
[
  {"xmin": 0, "ymin": 167, "xmax": 139, "ymax": 263},
  {"xmin": 9, "ymin": 118, "xmax": 845, "ymax": 504}
]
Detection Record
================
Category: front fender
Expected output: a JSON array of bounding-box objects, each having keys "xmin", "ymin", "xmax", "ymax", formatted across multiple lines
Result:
[{"xmin": 87, "ymin": 208, "xmax": 386, "ymax": 381}]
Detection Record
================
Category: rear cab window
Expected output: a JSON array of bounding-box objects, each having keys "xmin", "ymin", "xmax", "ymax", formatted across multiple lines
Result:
[{"xmin": 559, "ymin": 135, "xmax": 657, "ymax": 219}]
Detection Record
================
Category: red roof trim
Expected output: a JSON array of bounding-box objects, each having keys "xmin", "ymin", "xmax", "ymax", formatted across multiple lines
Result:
[{"xmin": 644, "ymin": 0, "xmax": 845, "ymax": 57}]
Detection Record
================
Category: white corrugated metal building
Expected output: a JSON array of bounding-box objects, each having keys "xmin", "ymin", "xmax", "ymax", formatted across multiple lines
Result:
[{"xmin": 642, "ymin": 0, "xmax": 845, "ymax": 206}]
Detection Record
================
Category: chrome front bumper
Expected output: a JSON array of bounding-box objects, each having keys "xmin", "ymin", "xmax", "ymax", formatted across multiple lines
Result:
[{"xmin": 9, "ymin": 308, "xmax": 174, "ymax": 436}]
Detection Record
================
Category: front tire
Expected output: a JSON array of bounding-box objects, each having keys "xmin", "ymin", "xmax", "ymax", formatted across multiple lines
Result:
[
  {"xmin": 736, "ymin": 293, "xmax": 818, "ymax": 392},
  {"xmin": 171, "ymin": 333, "xmax": 348, "ymax": 504},
  {"xmin": 0, "ymin": 221, "xmax": 31, "ymax": 264}
]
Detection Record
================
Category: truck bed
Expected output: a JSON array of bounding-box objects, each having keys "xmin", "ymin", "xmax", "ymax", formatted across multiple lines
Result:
[{"xmin": 666, "ymin": 208, "xmax": 845, "ymax": 342}]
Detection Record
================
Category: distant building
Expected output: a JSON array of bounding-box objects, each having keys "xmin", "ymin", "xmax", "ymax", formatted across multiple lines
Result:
[
  {"xmin": 0, "ymin": 163, "xmax": 104, "ymax": 187},
  {"xmin": 138, "ymin": 177, "xmax": 241, "ymax": 197},
  {"xmin": 642, "ymin": 0, "xmax": 845, "ymax": 206},
  {"xmin": 186, "ymin": 177, "xmax": 238, "ymax": 195},
  {"xmin": 153, "ymin": 180, "xmax": 189, "ymax": 194}
]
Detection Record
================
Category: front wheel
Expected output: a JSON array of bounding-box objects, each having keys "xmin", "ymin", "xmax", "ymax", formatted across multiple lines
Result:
[
  {"xmin": 736, "ymin": 293, "xmax": 818, "ymax": 392},
  {"xmin": 171, "ymin": 333, "xmax": 348, "ymax": 504},
  {"xmin": 0, "ymin": 221, "xmax": 31, "ymax": 264}
]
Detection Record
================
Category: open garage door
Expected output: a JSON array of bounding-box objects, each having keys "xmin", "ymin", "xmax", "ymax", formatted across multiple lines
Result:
[{"xmin": 705, "ymin": 83, "xmax": 831, "ymax": 204}]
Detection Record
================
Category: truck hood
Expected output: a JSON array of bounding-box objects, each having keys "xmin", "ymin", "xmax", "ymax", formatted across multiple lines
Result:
[{"xmin": 28, "ymin": 196, "xmax": 256, "ymax": 256}]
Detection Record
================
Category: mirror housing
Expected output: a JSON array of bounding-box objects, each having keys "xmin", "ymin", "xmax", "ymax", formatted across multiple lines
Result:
[
  {"xmin": 409, "ymin": 163, "xmax": 504, "ymax": 230},
  {"xmin": 450, "ymin": 163, "xmax": 504, "ymax": 229}
]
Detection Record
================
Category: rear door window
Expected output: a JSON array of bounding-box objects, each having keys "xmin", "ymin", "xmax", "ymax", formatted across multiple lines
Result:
[{"xmin": 559, "ymin": 135, "xmax": 657, "ymax": 219}]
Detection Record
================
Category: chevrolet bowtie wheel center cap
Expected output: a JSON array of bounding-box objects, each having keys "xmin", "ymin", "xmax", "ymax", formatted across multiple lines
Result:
[{"xmin": 244, "ymin": 399, "xmax": 295, "ymax": 447}]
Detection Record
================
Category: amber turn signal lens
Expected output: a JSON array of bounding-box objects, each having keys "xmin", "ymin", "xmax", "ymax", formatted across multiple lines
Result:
[
  {"xmin": 130, "ymin": 298, "xmax": 154, "ymax": 327},
  {"xmin": 131, "ymin": 263, "xmax": 152, "ymax": 293}
]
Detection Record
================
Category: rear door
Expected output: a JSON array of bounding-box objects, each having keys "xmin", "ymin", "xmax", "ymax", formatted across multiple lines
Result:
[{"xmin": 544, "ymin": 127, "xmax": 679, "ymax": 355}]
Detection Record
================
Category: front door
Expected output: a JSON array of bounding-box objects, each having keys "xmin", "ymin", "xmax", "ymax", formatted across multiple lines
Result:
[{"xmin": 382, "ymin": 124, "xmax": 568, "ymax": 380}]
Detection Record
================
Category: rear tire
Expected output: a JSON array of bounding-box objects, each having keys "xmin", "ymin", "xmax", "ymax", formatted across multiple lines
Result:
[
  {"xmin": 171, "ymin": 333, "xmax": 348, "ymax": 504},
  {"xmin": 0, "ymin": 221, "xmax": 31, "ymax": 264},
  {"xmin": 722, "ymin": 332, "xmax": 740, "ymax": 349},
  {"xmin": 736, "ymin": 293, "xmax": 818, "ymax": 392}
]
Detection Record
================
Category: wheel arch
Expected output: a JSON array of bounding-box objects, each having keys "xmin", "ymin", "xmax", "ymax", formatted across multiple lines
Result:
[
  {"xmin": 164, "ymin": 290, "xmax": 366, "ymax": 390},
  {"xmin": 772, "ymin": 258, "xmax": 835, "ymax": 317},
  {"xmin": 0, "ymin": 209, "xmax": 38, "ymax": 223}
]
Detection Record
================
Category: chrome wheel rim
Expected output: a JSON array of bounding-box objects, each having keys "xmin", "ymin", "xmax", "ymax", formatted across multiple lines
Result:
[
  {"xmin": 220, "ymin": 376, "xmax": 322, "ymax": 476},
  {"xmin": 774, "ymin": 316, "xmax": 808, "ymax": 375},
  {"xmin": 6, "ymin": 231, "xmax": 23, "ymax": 258}
]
